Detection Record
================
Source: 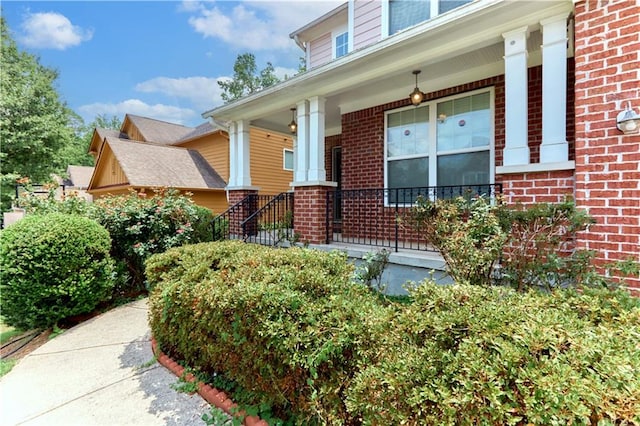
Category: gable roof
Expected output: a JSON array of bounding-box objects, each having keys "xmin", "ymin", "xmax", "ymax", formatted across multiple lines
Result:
[
  {"xmin": 89, "ymin": 127, "xmax": 129, "ymax": 155},
  {"xmin": 124, "ymin": 114, "xmax": 195, "ymax": 144},
  {"xmin": 96, "ymin": 128, "xmax": 127, "ymax": 139},
  {"xmin": 66, "ymin": 165, "xmax": 95, "ymax": 189},
  {"xmin": 104, "ymin": 137, "xmax": 226, "ymax": 190},
  {"xmin": 176, "ymin": 122, "xmax": 218, "ymax": 144}
]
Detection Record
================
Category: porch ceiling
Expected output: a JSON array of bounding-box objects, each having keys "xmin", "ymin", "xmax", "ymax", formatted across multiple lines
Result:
[{"xmin": 204, "ymin": 0, "xmax": 573, "ymax": 135}]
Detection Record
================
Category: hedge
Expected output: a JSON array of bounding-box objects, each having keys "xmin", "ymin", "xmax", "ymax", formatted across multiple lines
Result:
[
  {"xmin": 0, "ymin": 213, "xmax": 115, "ymax": 329},
  {"xmin": 148, "ymin": 241, "xmax": 640, "ymax": 425}
]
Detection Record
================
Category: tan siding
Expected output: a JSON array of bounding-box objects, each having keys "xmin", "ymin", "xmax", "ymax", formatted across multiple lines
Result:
[
  {"xmin": 189, "ymin": 191, "xmax": 229, "ymax": 214},
  {"xmin": 354, "ymin": 0, "xmax": 381, "ymax": 50},
  {"xmin": 91, "ymin": 187, "xmax": 130, "ymax": 199},
  {"xmin": 309, "ymin": 32, "xmax": 333, "ymax": 68},
  {"xmin": 122, "ymin": 119, "xmax": 145, "ymax": 141},
  {"xmin": 249, "ymin": 128, "xmax": 294, "ymax": 195},
  {"xmin": 177, "ymin": 132, "xmax": 229, "ymax": 182},
  {"xmin": 92, "ymin": 146, "xmax": 128, "ymax": 189}
]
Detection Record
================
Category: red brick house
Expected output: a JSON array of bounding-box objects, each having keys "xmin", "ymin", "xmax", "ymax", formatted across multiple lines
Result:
[{"xmin": 203, "ymin": 0, "xmax": 639, "ymax": 292}]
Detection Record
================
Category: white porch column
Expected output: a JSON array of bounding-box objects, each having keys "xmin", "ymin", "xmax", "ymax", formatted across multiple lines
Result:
[
  {"xmin": 502, "ymin": 27, "xmax": 530, "ymax": 166},
  {"xmin": 540, "ymin": 14, "xmax": 569, "ymax": 163},
  {"xmin": 308, "ymin": 96, "xmax": 327, "ymax": 182},
  {"xmin": 236, "ymin": 119, "xmax": 252, "ymax": 187},
  {"xmin": 227, "ymin": 121, "xmax": 238, "ymax": 187},
  {"xmin": 295, "ymin": 100, "xmax": 309, "ymax": 183}
]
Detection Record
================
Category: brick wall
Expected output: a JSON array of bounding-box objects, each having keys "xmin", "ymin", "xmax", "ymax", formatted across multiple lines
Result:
[
  {"xmin": 500, "ymin": 170, "xmax": 575, "ymax": 205},
  {"xmin": 339, "ymin": 67, "xmax": 575, "ymax": 190},
  {"xmin": 573, "ymin": 0, "xmax": 640, "ymax": 291},
  {"xmin": 293, "ymin": 186, "xmax": 331, "ymax": 244},
  {"xmin": 227, "ymin": 189, "xmax": 258, "ymax": 236}
]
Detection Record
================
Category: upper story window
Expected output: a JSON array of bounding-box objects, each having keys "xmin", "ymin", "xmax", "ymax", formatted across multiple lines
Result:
[
  {"xmin": 388, "ymin": 0, "xmax": 473, "ymax": 35},
  {"xmin": 335, "ymin": 32, "xmax": 349, "ymax": 58}
]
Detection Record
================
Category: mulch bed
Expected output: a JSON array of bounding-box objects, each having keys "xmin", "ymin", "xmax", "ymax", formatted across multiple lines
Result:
[{"xmin": 1, "ymin": 329, "xmax": 52, "ymax": 361}]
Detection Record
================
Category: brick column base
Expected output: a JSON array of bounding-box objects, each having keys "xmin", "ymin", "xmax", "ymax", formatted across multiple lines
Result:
[
  {"xmin": 227, "ymin": 189, "xmax": 259, "ymax": 237},
  {"xmin": 293, "ymin": 185, "xmax": 331, "ymax": 245}
]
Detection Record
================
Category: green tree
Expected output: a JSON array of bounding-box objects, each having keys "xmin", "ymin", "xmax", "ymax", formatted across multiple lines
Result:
[
  {"xmin": 63, "ymin": 114, "xmax": 123, "ymax": 167},
  {"xmin": 218, "ymin": 53, "xmax": 281, "ymax": 103},
  {"xmin": 0, "ymin": 17, "xmax": 78, "ymax": 211}
]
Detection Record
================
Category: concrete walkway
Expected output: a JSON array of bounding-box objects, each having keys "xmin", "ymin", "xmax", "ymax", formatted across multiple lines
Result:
[{"xmin": 0, "ymin": 299, "xmax": 211, "ymax": 426}]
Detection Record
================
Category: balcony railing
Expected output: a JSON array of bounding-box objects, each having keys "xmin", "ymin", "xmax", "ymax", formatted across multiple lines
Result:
[{"xmin": 326, "ymin": 184, "xmax": 502, "ymax": 252}]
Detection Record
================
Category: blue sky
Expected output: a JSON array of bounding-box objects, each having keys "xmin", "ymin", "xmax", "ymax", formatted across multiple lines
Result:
[{"xmin": 2, "ymin": 1, "xmax": 342, "ymax": 127}]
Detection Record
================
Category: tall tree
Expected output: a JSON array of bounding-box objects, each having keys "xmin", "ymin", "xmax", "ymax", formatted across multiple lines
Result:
[
  {"xmin": 218, "ymin": 53, "xmax": 281, "ymax": 103},
  {"xmin": 0, "ymin": 17, "xmax": 78, "ymax": 211},
  {"xmin": 61, "ymin": 114, "xmax": 123, "ymax": 168}
]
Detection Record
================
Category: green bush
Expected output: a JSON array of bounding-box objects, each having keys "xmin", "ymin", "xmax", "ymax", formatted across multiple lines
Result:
[
  {"xmin": 191, "ymin": 205, "xmax": 215, "ymax": 244},
  {"xmin": 149, "ymin": 243, "xmax": 640, "ymax": 425},
  {"xmin": 346, "ymin": 283, "xmax": 640, "ymax": 425},
  {"xmin": 408, "ymin": 196, "xmax": 507, "ymax": 286},
  {"xmin": 15, "ymin": 179, "xmax": 91, "ymax": 216},
  {"xmin": 0, "ymin": 213, "xmax": 115, "ymax": 329},
  {"xmin": 89, "ymin": 188, "xmax": 211, "ymax": 292},
  {"xmin": 496, "ymin": 200, "xmax": 598, "ymax": 291},
  {"xmin": 147, "ymin": 241, "xmax": 389, "ymax": 424}
]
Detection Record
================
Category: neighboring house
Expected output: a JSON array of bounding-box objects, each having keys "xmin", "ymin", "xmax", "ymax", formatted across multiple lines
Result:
[
  {"xmin": 58, "ymin": 165, "xmax": 95, "ymax": 201},
  {"xmin": 4, "ymin": 165, "xmax": 95, "ymax": 228},
  {"xmin": 202, "ymin": 0, "xmax": 639, "ymax": 291},
  {"xmin": 88, "ymin": 114, "xmax": 294, "ymax": 213}
]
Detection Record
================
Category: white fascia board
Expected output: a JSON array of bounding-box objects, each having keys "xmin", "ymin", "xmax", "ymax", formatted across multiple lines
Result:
[{"xmin": 203, "ymin": 0, "xmax": 573, "ymax": 122}]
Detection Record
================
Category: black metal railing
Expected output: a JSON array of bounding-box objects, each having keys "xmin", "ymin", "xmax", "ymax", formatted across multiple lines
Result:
[
  {"xmin": 326, "ymin": 184, "xmax": 502, "ymax": 252},
  {"xmin": 15, "ymin": 184, "xmax": 67, "ymax": 200},
  {"xmin": 211, "ymin": 194, "xmax": 279, "ymax": 241},
  {"xmin": 242, "ymin": 192, "xmax": 294, "ymax": 246}
]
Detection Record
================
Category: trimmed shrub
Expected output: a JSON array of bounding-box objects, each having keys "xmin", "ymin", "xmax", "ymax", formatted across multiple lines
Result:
[
  {"xmin": 149, "ymin": 243, "xmax": 640, "ymax": 425},
  {"xmin": 496, "ymin": 200, "xmax": 598, "ymax": 291},
  {"xmin": 0, "ymin": 213, "xmax": 115, "ymax": 329},
  {"xmin": 89, "ymin": 188, "xmax": 211, "ymax": 292},
  {"xmin": 346, "ymin": 282, "xmax": 640, "ymax": 425},
  {"xmin": 147, "ymin": 241, "xmax": 390, "ymax": 424},
  {"xmin": 408, "ymin": 195, "xmax": 508, "ymax": 286}
]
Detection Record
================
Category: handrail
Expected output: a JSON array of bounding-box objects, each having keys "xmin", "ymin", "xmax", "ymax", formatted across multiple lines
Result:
[
  {"xmin": 210, "ymin": 193, "xmax": 285, "ymax": 241},
  {"xmin": 210, "ymin": 194, "xmax": 254, "ymax": 241},
  {"xmin": 241, "ymin": 192, "xmax": 294, "ymax": 245}
]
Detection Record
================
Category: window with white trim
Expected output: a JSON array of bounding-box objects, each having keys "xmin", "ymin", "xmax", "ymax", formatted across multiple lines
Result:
[
  {"xmin": 334, "ymin": 31, "xmax": 348, "ymax": 58},
  {"xmin": 388, "ymin": 0, "xmax": 472, "ymax": 35},
  {"xmin": 385, "ymin": 89, "xmax": 494, "ymax": 202},
  {"xmin": 283, "ymin": 149, "xmax": 294, "ymax": 171}
]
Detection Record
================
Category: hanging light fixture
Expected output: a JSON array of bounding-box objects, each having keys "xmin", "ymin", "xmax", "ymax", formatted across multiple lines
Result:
[
  {"xmin": 409, "ymin": 70, "xmax": 425, "ymax": 106},
  {"xmin": 288, "ymin": 108, "xmax": 297, "ymax": 134}
]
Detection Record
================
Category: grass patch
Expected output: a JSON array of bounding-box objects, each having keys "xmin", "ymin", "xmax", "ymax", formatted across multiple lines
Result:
[
  {"xmin": 0, "ymin": 359, "xmax": 17, "ymax": 377},
  {"xmin": 0, "ymin": 327, "xmax": 24, "ymax": 345}
]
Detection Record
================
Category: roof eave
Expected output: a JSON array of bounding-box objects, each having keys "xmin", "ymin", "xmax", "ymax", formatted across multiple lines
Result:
[
  {"xmin": 203, "ymin": 0, "xmax": 573, "ymax": 123},
  {"xmin": 289, "ymin": 2, "xmax": 348, "ymax": 40}
]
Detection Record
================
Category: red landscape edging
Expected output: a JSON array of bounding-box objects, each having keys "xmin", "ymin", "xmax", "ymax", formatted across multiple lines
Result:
[{"xmin": 150, "ymin": 338, "xmax": 267, "ymax": 426}]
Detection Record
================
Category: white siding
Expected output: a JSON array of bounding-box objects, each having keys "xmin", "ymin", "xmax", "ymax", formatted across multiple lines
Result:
[
  {"xmin": 354, "ymin": 0, "xmax": 382, "ymax": 50},
  {"xmin": 309, "ymin": 32, "xmax": 333, "ymax": 68}
]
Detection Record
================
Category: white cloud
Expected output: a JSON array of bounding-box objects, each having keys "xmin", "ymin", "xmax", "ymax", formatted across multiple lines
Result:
[
  {"xmin": 19, "ymin": 12, "xmax": 93, "ymax": 50},
  {"xmin": 274, "ymin": 66, "xmax": 299, "ymax": 80},
  {"xmin": 135, "ymin": 76, "xmax": 227, "ymax": 111},
  {"xmin": 78, "ymin": 99, "xmax": 198, "ymax": 126},
  {"xmin": 184, "ymin": 0, "xmax": 342, "ymax": 51}
]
